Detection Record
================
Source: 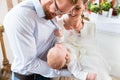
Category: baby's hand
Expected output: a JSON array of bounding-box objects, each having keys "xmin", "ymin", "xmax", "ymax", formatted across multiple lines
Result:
[
  {"xmin": 63, "ymin": 19, "xmax": 72, "ymax": 30},
  {"xmin": 86, "ymin": 73, "xmax": 97, "ymax": 80},
  {"xmin": 54, "ymin": 29, "xmax": 63, "ymax": 37}
]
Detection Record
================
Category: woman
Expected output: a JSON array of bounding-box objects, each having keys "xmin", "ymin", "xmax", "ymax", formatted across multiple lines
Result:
[{"xmin": 53, "ymin": 0, "xmax": 95, "ymax": 80}]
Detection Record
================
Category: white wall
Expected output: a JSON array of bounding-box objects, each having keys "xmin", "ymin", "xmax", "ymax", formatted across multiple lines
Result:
[
  {"xmin": 0, "ymin": 0, "xmax": 8, "ymax": 24},
  {"xmin": 0, "ymin": 0, "xmax": 23, "ymax": 23},
  {"xmin": 0, "ymin": 0, "xmax": 23, "ymax": 68}
]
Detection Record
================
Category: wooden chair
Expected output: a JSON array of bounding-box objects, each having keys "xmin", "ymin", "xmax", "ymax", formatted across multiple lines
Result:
[{"xmin": 0, "ymin": 25, "xmax": 11, "ymax": 80}]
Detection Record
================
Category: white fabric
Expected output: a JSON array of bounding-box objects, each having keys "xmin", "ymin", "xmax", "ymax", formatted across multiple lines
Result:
[
  {"xmin": 57, "ymin": 15, "xmax": 96, "ymax": 39},
  {"xmin": 95, "ymin": 30, "xmax": 120, "ymax": 79},
  {"xmin": 64, "ymin": 41, "xmax": 88, "ymax": 80},
  {"xmin": 77, "ymin": 38, "xmax": 112, "ymax": 80},
  {"xmin": 56, "ymin": 15, "xmax": 112, "ymax": 80},
  {"xmin": 63, "ymin": 32, "xmax": 112, "ymax": 80},
  {"xmin": 89, "ymin": 13, "xmax": 120, "ymax": 79}
]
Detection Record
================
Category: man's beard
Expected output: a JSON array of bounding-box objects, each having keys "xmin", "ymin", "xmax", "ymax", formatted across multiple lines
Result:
[{"xmin": 43, "ymin": 6, "xmax": 56, "ymax": 20}]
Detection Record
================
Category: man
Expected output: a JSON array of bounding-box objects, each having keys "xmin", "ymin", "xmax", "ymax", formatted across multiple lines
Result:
[{"xmin": 3, "ymin": 0, "xmax": 79, "ymax": 80}]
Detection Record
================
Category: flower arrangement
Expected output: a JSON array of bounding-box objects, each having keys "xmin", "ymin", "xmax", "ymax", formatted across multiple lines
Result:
[
  {"xmin": 90, "ymin": 3, "xmax": 100, "ymax": 14},
  {"xmin": 87, "ymin": 0, "xmax": 112, "ymax": 16},
  {"xmin": 100, "ymin": 1, "xmax": 111, "ymax": 11},
  {"xmin": 87, "ymin": 0, "xmax": 100, "ymax": 14}
]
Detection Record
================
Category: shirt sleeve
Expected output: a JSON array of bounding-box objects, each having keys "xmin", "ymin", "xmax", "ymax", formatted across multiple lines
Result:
[
  {"xmin": 3, "ymin": 11, "xmax": 72, "ymax": 77},
  {"xmin": 56, "ymin": 35, "xmax": 65, "ymax": 43}
]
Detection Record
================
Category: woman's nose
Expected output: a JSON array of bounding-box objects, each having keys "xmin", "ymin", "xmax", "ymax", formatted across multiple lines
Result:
[{"xmin": 70, "ymin": 10, "xmax": 76, "ymax": 16}]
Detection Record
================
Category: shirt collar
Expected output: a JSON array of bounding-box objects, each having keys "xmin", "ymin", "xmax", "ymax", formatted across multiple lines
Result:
[{"xmin": 32, "ymin": 0, "xmax": 45, "ymax": 18}]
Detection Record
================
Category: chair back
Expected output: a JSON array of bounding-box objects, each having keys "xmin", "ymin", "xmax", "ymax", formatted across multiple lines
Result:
[{"xmin": 0, "ymin": 25, "xmax": 11, "ymax": 80}]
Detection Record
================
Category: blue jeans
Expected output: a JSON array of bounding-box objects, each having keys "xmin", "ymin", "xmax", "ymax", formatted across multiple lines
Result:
[{"xmin": 12, "ymin": 72, "xmax": 50, "ymax": 80}]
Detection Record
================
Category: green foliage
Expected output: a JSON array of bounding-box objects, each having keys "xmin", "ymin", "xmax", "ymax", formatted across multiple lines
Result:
[
  {"xmin": 117, "ymin": 6, "xmax": 120, "ymax": 15},
  {"xmin": 87, "ymin": 1, "xmax": 92, "ymax": 10},
  {"xmin": 87, "ymin": 0, "xmax": 100, "ymax": 14},
  {"xmin": 100, "ymin": 1, "xmax": 111, "ymax": 11},
  {"xmin": 90, "ymin": 4, "xmax": 100, "ymax": 13},
  {"xmin": 87, "ymin": 1, "xmax": 112, "ymax": 14}
]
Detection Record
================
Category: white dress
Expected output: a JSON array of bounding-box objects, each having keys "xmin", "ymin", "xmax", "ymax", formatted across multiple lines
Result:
[
  {"xmin": 63, "ymin": 30, "xmax": 112, "ymax": 80},
  {"xmin": 55, "ymin": 15, "xmax": 112, "ymax": 80}
]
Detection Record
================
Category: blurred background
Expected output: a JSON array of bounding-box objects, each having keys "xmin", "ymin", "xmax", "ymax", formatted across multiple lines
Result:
[{"xmin": 0, "ymin": 0, "xmax": 120, "ymax": 79}]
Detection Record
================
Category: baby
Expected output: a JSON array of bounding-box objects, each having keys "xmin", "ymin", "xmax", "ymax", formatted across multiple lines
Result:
[
  {"xmin": 47, "ymin": 30, "xmax": 97, "ymax": 80},
  {"xmin": 47, "ymin": 43, "xmax": 96, "ymax": 80}
]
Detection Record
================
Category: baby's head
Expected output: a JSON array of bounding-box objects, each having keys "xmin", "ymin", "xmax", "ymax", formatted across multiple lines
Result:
[{"xmin": 47, "ymin": 44, "xmax": 70, "ymax": 70}]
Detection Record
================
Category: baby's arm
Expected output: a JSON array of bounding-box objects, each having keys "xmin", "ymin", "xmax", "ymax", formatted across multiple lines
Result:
[
  {"xmin": 67, "ymin": 59, "xmax": 88, "ymax": 80},
  {"xmin": 67, "ymin": 59, "xmax": 96, "ymax": 80},
  {"xmin": 54, "ymin": 29, "xmax": 64, "ymax": 43},
  {"xmin": 54, "ymin": 29, "xmax": 63, "ymax": 37}
]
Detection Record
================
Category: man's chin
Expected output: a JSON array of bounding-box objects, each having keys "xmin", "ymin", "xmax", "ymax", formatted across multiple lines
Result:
[
  {"xmin": 45, "ymin": 13, "xmax": 56, "ymax": 20},
  {"xmin": 45, "ymin": 16, "xmax": 54, "ymax": 20}
]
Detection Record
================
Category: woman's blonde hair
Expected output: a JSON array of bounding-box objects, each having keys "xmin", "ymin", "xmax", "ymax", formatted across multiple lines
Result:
[
  {"xmin": 70, "ymin": 0, "xmax": 88, "ymax": 5},
  {"xmin": 71, "ymin": 0, "xmax": 79, "ymax": 4},
  {"xmin": 82, "ymin": 0, "xmax": 88, "ymax": 4}
]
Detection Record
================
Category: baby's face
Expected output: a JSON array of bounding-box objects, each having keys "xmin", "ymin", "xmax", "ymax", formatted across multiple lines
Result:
[{"xmin": 53, "ymin": 44, "xmax": 70, "ymax": 69}]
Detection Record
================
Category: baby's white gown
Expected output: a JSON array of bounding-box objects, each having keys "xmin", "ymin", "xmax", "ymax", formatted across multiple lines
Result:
[{"xmin": 63, "ymin": 30, "xmax": 112, "ymax": 80}]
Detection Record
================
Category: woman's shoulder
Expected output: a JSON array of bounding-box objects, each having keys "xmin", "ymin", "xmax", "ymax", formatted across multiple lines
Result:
[{"xmin": 81, "ymin": 22, "xmax": 96, "ymax": 38}]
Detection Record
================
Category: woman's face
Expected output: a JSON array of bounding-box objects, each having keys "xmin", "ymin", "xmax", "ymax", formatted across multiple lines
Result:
[{"xmin": 68, "ymin": 0, "xmax": 85, "ymax": 18}]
